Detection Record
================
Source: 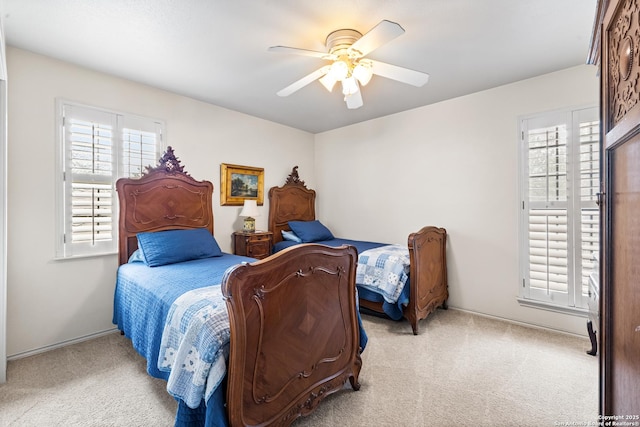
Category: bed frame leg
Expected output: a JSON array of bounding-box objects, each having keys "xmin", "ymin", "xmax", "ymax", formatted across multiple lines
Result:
[
  {"xmin": 586, "ymin": 320, "xmax": 597, "ymax": 356},
  {"xmin": 349, "ymin": 354, "xmax": 362, "ymax": 391},
  {"xmin": 349, "ymin": 376, "xmax": 361, "ymax": 391}
]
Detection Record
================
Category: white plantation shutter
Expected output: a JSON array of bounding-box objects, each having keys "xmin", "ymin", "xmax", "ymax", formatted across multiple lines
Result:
[
  {"xmin": 520, "ymin": 106, "xmax": 599, "ymax": 310},
  {"xmin": 57, "ymin": 102, "xmax": 163, "ymax": 258},
  {"xmin": 576, "ymin": 114, "xmax": 600, "ymax": 297},
  {"xmin": 121, "ymin": 115, "xmax": 163, "ymax": 178},
  {"xmin": 63, "ymin": 106, "xmax": 117, "ymax": 256},
  {"xmin": 528, "ymin": 209, "xmax": 568, "ymax": 293},
  {"xmin": 524, "ymin": 116, "xmax": 571, "ymax": 305}
]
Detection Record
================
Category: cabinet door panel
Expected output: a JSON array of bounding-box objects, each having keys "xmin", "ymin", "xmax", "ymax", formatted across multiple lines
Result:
[
  {"xmin": 599, "ymin": 0, "xmax": 640, "ymax": 415},
  {"xmin": 607, "ymin": 136, "xmax": 640, "ymax": 414}
]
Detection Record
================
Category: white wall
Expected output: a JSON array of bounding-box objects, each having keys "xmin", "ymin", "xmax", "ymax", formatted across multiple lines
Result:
[
  {"xmin": 6, "ymin": 45, "xmax": 598, "ymax": 357},
  {"xmin": 315, "ymin": 64, "xmax": 599, "ymax": 335},
  {"xmin": 6, "ymin": 47, "xmax": 314, "ymax": 357}
]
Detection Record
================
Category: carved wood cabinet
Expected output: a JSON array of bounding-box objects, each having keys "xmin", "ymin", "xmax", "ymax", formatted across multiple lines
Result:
[
  {"xmin": 590, "ymin": 0, "xmax": 640, "ymax": 416},
  {"xmin": 233, "ymin": 230, "xmax": 273, "ymax": 259}
]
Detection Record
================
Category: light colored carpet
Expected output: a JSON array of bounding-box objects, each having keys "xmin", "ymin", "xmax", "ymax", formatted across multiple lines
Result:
[{"xmin": 0, "ymin": 309, "xmax": 598, "ymax": 426}]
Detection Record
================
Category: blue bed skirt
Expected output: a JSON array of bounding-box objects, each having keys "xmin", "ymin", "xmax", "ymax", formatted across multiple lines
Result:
[
  {"xmin": 175, "ymin": 384, "xmax": 227, "ymax": 427},
  {"xmin": 357, "ymin": 281, "xmax": 410, "ymax": 321}
]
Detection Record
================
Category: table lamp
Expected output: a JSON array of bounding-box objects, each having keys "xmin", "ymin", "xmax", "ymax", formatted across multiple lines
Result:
[{"xmin": 240, "ymin": 199, "xmax": 259, "ymax": 232}]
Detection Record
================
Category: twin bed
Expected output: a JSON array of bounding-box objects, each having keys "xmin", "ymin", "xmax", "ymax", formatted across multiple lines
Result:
[
  {"xmin": 112, "ymin": 148, "xmax": 447, "ymax": 426},
  {"xmin": 268, "ymin": 166, "xmax": 448, "ymax": 335},
  {"xmin": 113, "ymin": 148, "xmax": 363, "ymax": 426}
]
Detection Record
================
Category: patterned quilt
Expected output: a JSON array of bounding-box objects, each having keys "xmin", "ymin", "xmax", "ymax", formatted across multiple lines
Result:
[
  {"xmin": 158, "ymin": 285, "xmax": 230, "ymax": 409},
  {"xmin": 356, "ymin": 244, "xmax": 410, "ymax": 304}
]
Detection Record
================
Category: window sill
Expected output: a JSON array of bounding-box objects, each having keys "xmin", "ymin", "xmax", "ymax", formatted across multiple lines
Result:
[
  {"xmin": 53, "ymin": 251, "xmax": 117, "ymax": 261},
  {"xmin": 517, "ymin": 297, "xmax": 589, "ymax": 318}
]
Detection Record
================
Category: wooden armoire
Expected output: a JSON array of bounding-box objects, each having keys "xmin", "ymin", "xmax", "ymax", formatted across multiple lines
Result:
[{"xmin": 589, "ymin": 0, "xmax": 640, "ymax": 416}]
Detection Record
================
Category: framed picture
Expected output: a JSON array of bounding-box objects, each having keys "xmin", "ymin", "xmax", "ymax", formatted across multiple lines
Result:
[{"xmin": 220, "ymin": 163, "xmax": 264, "ymax": 206}]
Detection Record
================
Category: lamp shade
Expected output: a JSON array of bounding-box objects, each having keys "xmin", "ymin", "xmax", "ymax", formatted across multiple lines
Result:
[
  {"xmin": 319, "ymin": 73, "xmax": 337, "ymax": 92},
  {"xmin": 341, "ymin": 76, "xmax": 359, "ymax": 96},
  {"xmin": 344, "ymin": 89, "xmax": 363, "ymax": 109},
  {"xmin": 240, "ymin": 200, "xmax": 259, "ymax": 232},
  {"xmin": 353, "ymin": 61, "xmax": 373, "ymax": 86},
  {"xmin": 240, "ymin": 199, "xmax": 259, "ymax": 217},
  {"xmin": 328, "ymin": 60, "xmax": 349, "ymax": 81}
]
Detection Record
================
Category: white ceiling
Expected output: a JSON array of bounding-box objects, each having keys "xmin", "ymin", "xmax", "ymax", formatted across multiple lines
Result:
[{"xmin": 2, "ymin": 0, "xmax": 597, "ymax": 134}]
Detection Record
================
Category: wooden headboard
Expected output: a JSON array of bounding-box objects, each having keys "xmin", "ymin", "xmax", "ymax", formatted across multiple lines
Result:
[
  {"xmin": 115, "ymin": 146, "xmax": 214, "ymax": 265},
  {"xmin": 268, "ymin": 166, "xmax": 316, "ymax": 244}
]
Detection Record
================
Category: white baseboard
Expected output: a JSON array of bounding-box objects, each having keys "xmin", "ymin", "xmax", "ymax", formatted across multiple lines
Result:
[
  {"xmin": 7, "ymin": 307, "xmax": 588, "ymax": 361},
  {"xmin": 7, "ymin": 327, "xmax": 119, "ymax": 361},
  {"xmin": 448, "ymin": 306, "xmax": 589, "ymax": 339}
]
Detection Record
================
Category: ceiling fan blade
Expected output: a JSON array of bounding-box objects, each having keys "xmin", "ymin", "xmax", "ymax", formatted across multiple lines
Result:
[
  {"xmin": 348, "ymin": 20, "xmax": 405, "ymax": 58},
  {"xmin": 368, "ymin": 59, "xmax": 429, "ymax": 87},
  {"xmin": 268, "ymin": 45, "xmax": 336, "ymax": 60},
  {"xmin": 344, "ymin": 88, "xmax": 363, "ymax": 109},
  {"xmin": 276, "ymin": 65, "xmax": 331, "ymax": 97}
]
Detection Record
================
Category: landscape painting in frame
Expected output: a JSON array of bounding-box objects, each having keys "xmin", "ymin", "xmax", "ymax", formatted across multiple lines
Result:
[{"xmin": 220, "ymin": 163, "xmax": 264, "ymax": 206}]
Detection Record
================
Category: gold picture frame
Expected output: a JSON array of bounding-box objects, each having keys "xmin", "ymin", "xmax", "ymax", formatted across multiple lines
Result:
[{"xmin": 220, "ymin": 163, "xmax": 264, "ymax": 206}]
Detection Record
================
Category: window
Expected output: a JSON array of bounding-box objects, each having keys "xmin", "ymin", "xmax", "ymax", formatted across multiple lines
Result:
[
  {"xmin": 518, "ymin": 106, "xmax": 599, "ymax": 312},
  {"xmin": 56, "ymin": 101, "xmax": 164, "ymax": 258}
]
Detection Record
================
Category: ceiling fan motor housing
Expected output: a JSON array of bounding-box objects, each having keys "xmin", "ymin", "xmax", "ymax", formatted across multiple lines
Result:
[{"xmin": 325, "ymin": 29, "xmax": 363, "ymax": 57}]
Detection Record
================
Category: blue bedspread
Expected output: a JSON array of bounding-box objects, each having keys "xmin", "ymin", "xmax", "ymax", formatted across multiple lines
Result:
[
  {"xmin": 113, "ymin": 253, "xmax": 253, "ymax": 427},
  {"xmin": 274, "ymin": 238, "xmax": 410, "ymax": 320},
  {"xmin": 113, "ymin": 250, "xmax": 368, "ymax": 427}
]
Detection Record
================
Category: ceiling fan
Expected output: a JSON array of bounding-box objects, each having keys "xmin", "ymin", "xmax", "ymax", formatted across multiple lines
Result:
[{"xmin": 268, "ymin": 20, "xmax": 429, "ymax": 109}]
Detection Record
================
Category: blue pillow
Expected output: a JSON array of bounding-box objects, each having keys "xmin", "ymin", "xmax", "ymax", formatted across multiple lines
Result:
[
  {"xmin": 136, "ymin": 228, "xmax": 223, "ymax": 267},
  {"xmin": 288, "ymin": 220, "xmax": 334, "ymax": 243},
  {"xmin": 281, "ymin": 230, "xmax": 302, "ymax": 243},
  {"xmin": 128, "ymin": 249, "xmax": 145, "ymax": 263}
]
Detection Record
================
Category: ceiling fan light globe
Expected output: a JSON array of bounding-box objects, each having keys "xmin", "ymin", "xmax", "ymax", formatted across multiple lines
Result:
[
  {"xmin": 341, "ymin": 76, "xmax": 359, "ymax": 96},
  {"xmin": 319, "ymin": 74, "xmax": 337, "ymax": 92},
  {"xmin": 353, "ymin": 62, "xmax": 373, "ymax": 86},
  {"xmin": 344, "ymin": 91, "xmax": 364, "ymax": 109},
  {"xmin": 329, "ymin": 60, "xmax": 349, "ymax": 81}
]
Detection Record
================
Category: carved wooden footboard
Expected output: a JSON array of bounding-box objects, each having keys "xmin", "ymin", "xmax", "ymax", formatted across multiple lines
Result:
[
  {"xmin": 222, "ymin": 244, "xmax": 362, "ymax": 426},
  {"xmin": 358, "ymin": 226, "xmax": 448, "ymax": 335},
  {"xmin": 406, "ymin": 226, "xmax": 448, "ymax": 334}
]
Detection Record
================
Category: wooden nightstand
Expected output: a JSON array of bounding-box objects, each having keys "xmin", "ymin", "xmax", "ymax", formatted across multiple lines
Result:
[{"xmin": 233, "ymin": 231, "xmax": 273, "ymax": 260}]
